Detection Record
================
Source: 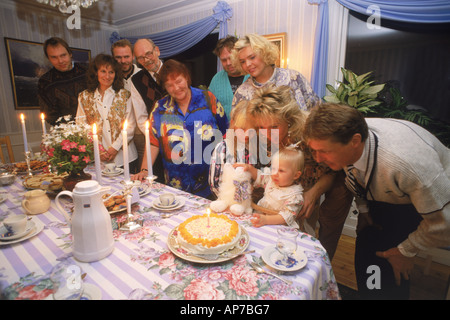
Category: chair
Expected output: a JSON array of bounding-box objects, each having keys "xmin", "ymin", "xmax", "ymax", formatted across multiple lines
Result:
[{"xmin": 0, "ymin": 136, "xmax": 15, "ymax": 164}]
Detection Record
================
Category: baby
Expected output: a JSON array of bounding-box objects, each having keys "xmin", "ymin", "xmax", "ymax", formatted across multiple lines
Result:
[{"xmin": 235, "ymin": 145, "xmax": 305, "ymax": 228}]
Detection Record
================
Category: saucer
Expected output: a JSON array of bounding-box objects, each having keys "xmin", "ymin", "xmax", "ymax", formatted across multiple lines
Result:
[
  {"xmin": 261, "ymin": 246, "xmax": 308, "ymax": 272},
  {"xmin": 102, "ymin": 168, "xmax": 124, "ymax": 177},
  {"xmin": 152, "ymin": 197, "xmax": 185, "ymax": 211},
  {"xmin": 0, "ymin": 218, "xmax": 44, "ymax": 246},
  {"xmin": 0, "ymin": 220, "xmax": 35, "ymax": 241},
  {"xmin": 153, "ymin": 198, "xmax": 179, "ymax": 209},
  {"xmin": 137, "ymin": 184, "xmax": 150, "ymax": 196}
]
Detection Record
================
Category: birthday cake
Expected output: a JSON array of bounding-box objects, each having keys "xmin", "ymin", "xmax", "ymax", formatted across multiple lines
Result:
[{"xmin": 177, "ymin": 213, "xmax": 241, "ymax": 255}]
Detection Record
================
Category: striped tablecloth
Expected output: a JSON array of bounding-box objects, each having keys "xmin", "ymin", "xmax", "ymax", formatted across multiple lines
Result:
[{"xmin": 0, "ymin": 169, "xmax": 340, "ymax": 300}]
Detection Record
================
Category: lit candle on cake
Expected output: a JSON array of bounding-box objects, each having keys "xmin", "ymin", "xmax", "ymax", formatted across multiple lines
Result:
[
  {"xmin": 20, "ymin": 113, "xmax": 28, "ymax": 153},
  {"xmin": 122, "ymin": 120, "xmax": 130, "ymax": 182},
  {"xmin": 40, "ymin": 113, "xmax": 47, "ymax": 135},
  {"xmin": 92, "ymin": 123, "xmax": 102, "ymax": 185},
  {"xmin": 144, "ymin": 120, "xmax": 153, "ymax": 177}
]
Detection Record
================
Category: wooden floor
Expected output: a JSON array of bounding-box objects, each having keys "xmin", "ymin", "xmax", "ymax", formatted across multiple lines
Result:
[{"xmin": 332, "ymin": 234, "xmax": 450, "ymax": 300}]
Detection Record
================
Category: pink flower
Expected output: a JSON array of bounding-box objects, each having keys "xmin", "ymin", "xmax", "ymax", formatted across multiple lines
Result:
[
  {"xmin": 71, "ymin": 155, "xmax": 79, "ymax": 162},
  {"xmin": 183, "ymin": 279, "xmax": 225, "ymax": 300},
  {"xmin": 78, "ymin": 144, "xmax": 86, "ymax": 152},
  {"xmin": 15, "ymin": 285, "xmax": 53, "ymax": 300},
  {"xmin": 224, "ymin": 265, "xmax": 259, "ymax": 297},
  {"xmin": 82, "ymin": 156, "xmax": 90, "ymax": 163},
  {"xmin": 69, "ymin": 141, "xmax": 78, "ymax": 149},
  {"xmin": 158, "ymin": 252, "xmax": 176, "ymax": 269},
  {"xmin": 61, "ymin": 139, "xmax": 71, "ymax": 151},
  {"xmin": 47, "ymin": 147, "xmax": 55, "ymax": 157}
]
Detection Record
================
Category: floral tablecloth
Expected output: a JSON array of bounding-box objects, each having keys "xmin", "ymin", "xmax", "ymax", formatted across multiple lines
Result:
[{"xmin": 0, "ymin": 168, "xmax": 340, "ymax": 300}]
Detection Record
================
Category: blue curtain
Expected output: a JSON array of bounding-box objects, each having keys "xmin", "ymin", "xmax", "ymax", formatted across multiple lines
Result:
[
  {"xmin": 109, "ymin": 1, "xmax": 232, "ymax": 59},
  {"xmin": 309, "ymin": 0, "xmax": 450, "ymax": 98},
  {"xmin": 336, "ymin": 0, "xmax": 450, "ymax": 23},
  {"xmin": 308, "ymin": 0, "xmax": 329, "ymax": 99}
]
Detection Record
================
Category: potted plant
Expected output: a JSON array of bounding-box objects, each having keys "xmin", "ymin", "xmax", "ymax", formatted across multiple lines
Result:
[
  {"xmin": 324, "ymin": 67, "xmax": 385, "ymax": 114},
  {"xmin": 41, "ymin": 115, "xmax": 95, "ymax": 190}
]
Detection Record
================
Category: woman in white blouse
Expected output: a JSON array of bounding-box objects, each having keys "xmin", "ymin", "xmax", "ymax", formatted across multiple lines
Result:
[{"xmin": 76, "ymin": 54, "xmax": 138, "ymax": 172}]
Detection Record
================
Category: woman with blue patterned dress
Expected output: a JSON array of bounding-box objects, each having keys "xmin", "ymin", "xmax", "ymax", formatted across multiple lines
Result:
[{"xmin": 133, "ymin": 60, "xmax": 228, "ymax": 199}]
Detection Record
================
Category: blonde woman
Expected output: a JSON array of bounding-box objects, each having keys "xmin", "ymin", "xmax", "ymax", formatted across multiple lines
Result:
[
  {"xmin": 247, "ymin": 85, "xmax": 353, "ymax": 260},
  {"xmin": 209, "ymin": 99, "xmax": 257, "ymax": 197},
  {"xmin": 231, "ymin": 33, "xmax": 320, "ymax": 112}
]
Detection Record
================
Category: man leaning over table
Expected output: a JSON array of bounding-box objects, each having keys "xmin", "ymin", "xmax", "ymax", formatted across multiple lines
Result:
[
  {"xmin": 129, "ymin": 38, "xmax": 166, "ymax": 183},
  {"xmin": 38, "ymin": 37, "xmax": 87, "ymax": 126},
  {"xmin": 303, "ymin": 103, "xmax": 450, "ymax": 300}
]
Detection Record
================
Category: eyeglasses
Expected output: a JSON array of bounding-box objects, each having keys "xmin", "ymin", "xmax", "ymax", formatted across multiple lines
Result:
[{"xmin": 136, "ymin": 49, "xmax": 155, "ymax": 63}]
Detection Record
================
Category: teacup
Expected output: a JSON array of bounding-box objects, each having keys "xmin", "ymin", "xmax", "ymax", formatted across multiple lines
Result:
[
  {"xmin": 159, "ymin": 193, "xmax": 175, "ymax": 207},
  {"xmin": 105, "ymin": 163, "xmax": 117, "ymax": 173},
  {"xmin": 22, "ymin": 189, "xmax": 51, "ymax": 215},
  {"xmin": 3, "ymin": 214, "xmax": 27, "ymax": 235}
]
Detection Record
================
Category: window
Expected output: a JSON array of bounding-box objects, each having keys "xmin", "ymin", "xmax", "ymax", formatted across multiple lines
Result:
[{"xmin": 345, "ymin": 11, "xmax": 450, "ymax": 123}]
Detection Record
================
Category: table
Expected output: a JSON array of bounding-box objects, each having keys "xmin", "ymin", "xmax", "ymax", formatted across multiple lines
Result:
[{"xmin": 0, "ymin": 168, "xmax": 340, "ymax": 300}]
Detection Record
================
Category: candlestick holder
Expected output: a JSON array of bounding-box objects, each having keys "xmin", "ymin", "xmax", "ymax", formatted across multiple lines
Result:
[
  {"xmin": 119, "ymin": 181, "xmax": 141, "ymax": 232},
  {"xmin": 24, "ymin": 151, "xmax": 33, "ymax": 176},
  {"xmin": 145, "ymin": 175, "xmax": 157, "ymax": 188}
]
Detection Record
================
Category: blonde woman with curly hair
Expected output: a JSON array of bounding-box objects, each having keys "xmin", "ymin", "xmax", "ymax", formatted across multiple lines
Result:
[
  {"xmin": 246, "ymin": 85, "xmax": 353, "ymax": 260},
  {"xmin": 231, "ymin": 33, "xmax": 320, "ymax": 112}
]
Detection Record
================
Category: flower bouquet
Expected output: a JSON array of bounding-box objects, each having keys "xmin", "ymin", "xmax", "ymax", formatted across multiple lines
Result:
[{"xmin": 41, "ymin": 116, "xmax": 95, "ymax": 189}]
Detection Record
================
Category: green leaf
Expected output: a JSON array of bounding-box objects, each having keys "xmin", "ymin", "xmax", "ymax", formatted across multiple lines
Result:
[
  {"xmin": 355, "ymin": 71, "xmax": 372, "ymax": 84},
  {"xmin": 326, "ymin": 84, "xmax": 336, "ymax": 94},
  {"xmin": 323, "ymin": 95, "xmax": 341, "ymax": 103},
  {"xmin": 348, "ymin": 95, "xmax": 358, "ymax": 107},
  {"xmin": 361, "ymin": 84, "xmax": 385, "ymax": 95}
]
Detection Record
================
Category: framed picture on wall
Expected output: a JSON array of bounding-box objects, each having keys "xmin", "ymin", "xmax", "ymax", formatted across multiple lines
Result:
[
  {"xmin": 263, "ymin": 32, "xmax": 287, "ymax": 68},
  {"xmin": 4, "ymin": 37, "xmax": 91, "ymax": 110}
]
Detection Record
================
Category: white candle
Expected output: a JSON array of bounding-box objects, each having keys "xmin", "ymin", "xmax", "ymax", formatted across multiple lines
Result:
[
  {"xmin": 40, "ymin": 113, "xmax": 47, "ymax": 135},
  {"xmin": 207, "ymin": 208, "xmax": 211, "ymax": 228},
  {"xmin": 122, "ymin": 120, "xmax": 130, "ymax": 182},
  {"xmin": 144, "ymin": 120, "xmax": 153, "ymax": 177},
  {"xmin": 20, "ymin": 114, "xmax": 28, "ymax": 153},
  {"xmin": 92, "ymin": 123, "xmax": 102, "ymax": 185}
]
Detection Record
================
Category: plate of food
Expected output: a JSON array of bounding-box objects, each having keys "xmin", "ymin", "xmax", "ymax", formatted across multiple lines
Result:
[
  {"xmin": 9, "ymin": 160, "xmax": 48, "ymax": 175},
  {"xmin": 102, "ymin": 192, "xmax": 139, "ymax": 214},
  {"xmin": 23, "ymin": 173, "xmax": 68, "ymax": 193},
  {"xmin": 167, "ymin": 213, "xmax": 250, "ymax": 263}
]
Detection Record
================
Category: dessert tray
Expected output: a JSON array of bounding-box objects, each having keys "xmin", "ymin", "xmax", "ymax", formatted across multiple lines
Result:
[{"xmin": 167, "ymin": 225, "xmax": 250, "ymax": 264}]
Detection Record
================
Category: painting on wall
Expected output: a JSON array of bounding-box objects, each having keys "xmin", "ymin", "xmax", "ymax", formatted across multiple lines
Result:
[
  {"xmin": 4, "ymin": 37, "xmax": 91, "ymax": 110},
  {"xmin": 263, "ymin": 32, "xmax": 287, "ymax": 68}
]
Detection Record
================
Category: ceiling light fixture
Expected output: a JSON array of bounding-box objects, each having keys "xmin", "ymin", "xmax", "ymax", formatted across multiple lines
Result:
[{"xmin": 35, "ymin": 0, "xmax": 98, "ymax": 13}]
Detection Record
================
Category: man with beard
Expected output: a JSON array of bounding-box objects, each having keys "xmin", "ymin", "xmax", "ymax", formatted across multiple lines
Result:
[{"xmin": 111, "ymin": 39, "xmax": 141, "ymax": 172}]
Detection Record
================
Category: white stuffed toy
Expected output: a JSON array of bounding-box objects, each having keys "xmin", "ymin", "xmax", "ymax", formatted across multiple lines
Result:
[{"xmin": 210, "ymin": 163, "xmax": 253, "ymax": 216}]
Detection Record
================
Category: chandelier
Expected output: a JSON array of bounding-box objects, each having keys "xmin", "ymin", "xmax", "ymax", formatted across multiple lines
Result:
[{"xmin": 35, "ymin": 0, "xmax": 99, "ymax": 13}]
